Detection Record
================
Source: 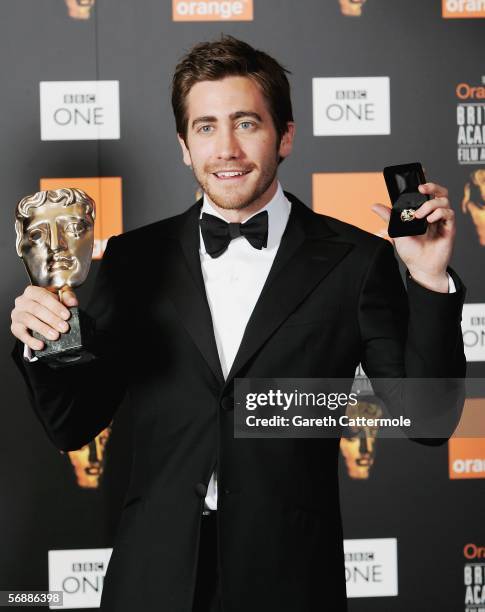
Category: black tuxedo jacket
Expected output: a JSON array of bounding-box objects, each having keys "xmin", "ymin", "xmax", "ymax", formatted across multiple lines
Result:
[{"xmin": 13, "ymin": 192, "xmax": 466, "ymax": 612}]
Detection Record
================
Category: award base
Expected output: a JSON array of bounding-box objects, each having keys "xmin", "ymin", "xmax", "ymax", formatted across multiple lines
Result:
[{"xmin": 32, "ymin": 307, "xmax": 96, "ymax": 368}]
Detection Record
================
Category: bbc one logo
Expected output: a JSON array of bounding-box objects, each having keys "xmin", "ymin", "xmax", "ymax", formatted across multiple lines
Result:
[
  {"xmin": 40, "ymin": 81, "xmax": 120, "ymax": 141},
  {"xmin": 172, "ymin": 0, "xmax": 253, "ymax": 21},
  {"xmin": 313, "ymin": 77, "xmax": 390, "ymax": 136},
  {"xmin": 344, "ymin": 538, "xmax": 398, "ymax": 598},
  {"xmin": 442, "ymin": 0, "xmax": 485, "ymax": 18},
  {"xmin": 48, "ymin": 548, "xmax": 113, "ymax": 609},
  {"xmin": 461, "ymin": 304, "xmax": 485, "ymax": 361}
]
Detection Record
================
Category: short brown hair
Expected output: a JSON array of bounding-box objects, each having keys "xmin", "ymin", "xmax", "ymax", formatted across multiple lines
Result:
[{"xmin": 171, "ymin": 35, "xmax": 293, "ymax": 146}]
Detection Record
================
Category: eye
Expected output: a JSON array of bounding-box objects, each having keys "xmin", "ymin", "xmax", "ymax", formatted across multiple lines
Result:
[
  {"xmin": 28, "ymin": 228, "xmax": 45, "ymax": 244},
  {"xmin": 238, "ymin": 121, "xmax": 254, "ymax": 130},
  {"xmin": 198, "ymin": 125, "xmax": 214, "ymax": 134},
  {"xmin": 65, "ymin": 221, "xmax": 87, "ymax": 237}
]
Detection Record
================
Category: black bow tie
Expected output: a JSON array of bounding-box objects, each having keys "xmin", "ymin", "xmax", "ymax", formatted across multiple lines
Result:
[{"xmin": 200, "ymin": 210, "xmax": 269, "ymax": 258}]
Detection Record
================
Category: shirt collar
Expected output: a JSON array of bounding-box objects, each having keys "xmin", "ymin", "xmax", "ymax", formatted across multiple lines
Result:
[{"xmin": 199, "ymin": 181, "xmax": 291, "ymax": 255}]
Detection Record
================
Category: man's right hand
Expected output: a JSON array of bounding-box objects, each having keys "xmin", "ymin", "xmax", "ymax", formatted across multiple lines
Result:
[{"xmin": 10, "ymin": 286, "xmax": 78, "ymax": 352}]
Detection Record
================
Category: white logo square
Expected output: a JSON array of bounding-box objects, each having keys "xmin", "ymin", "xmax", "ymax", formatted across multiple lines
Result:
[
  {"xmin": 313, "ymin": 76, "xmax": 390, "ymax": 136},
  {"xmin": 48, "ymin": 548, "xmax": 113, "ymax": 609},
  {"xmin": 344, "ymin": 538, "xmax": 398, "ymax": 598},
  {"xmin": 40, "ymin": 81, "xmax": 120, "ymax": 141},
  {"xmin": 462, "ymin": 303, "xmax": 485, "ymax": 361}
]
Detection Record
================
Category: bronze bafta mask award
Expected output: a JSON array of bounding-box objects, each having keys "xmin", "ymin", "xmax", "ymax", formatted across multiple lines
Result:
[{"xmin": 15, "ymin": 188, "xmax": 96, "ymax": 367}]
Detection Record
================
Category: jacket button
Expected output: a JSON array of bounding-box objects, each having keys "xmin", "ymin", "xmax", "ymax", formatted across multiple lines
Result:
[
  {"xmin": 194, "ymin": 483, "xmax": 207, "ymax": 498},
  {"xmin": 221, "ymin": 397, "xmax": 233, "ymax": 412}
]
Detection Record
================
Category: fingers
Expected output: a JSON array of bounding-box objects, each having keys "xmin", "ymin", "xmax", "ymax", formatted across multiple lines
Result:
[
  {"xmin": 418, "ymin": 182, "xmax": 449, "ymax": 198},
  {"xmin": 425, "ymin": 207, "xmax": 455, "ymax": 226},
  {"xmin": 371, "ymin": 203, "xmax": 391, "ymax": 221},
  {"xmin": 371, "ymin": 205, "xmax": 394, "ymax": 243},
  {"xmin": 23, "ymin": 285, "xmax": 72, "ymax": 318},
  {"xmin": 414, "ymin": 196, "xmax": 451, "ymax": 219},
  {"xmin": 10, "ymin": 321, "xmax": 45, "ymax": 351},
  {"xmin": 10, "ymin": 285, "xmax": 78, "ymax": 351},
  {"xmin": 59, "ymin": 288, "xmax": 78, "ymax": 308},
  {"xmin": 15, "ymin": 311, "xmax": 64, "ymax": 342},
  {"xmin": 21, "ymin": 299, "xmax": 71, "ymax": 333}
]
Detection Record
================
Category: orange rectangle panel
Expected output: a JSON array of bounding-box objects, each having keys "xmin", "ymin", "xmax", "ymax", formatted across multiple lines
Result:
[
  {"xmin": 449, "ymin": 438, "xmax": 485, "ymax": 479},
  {"xmin": 312, "ymin": 172, "xmax": 391, "ymax": 239},
  {"xmin": 40, "ymin": 177, "xmax": 123, "ymax": 259},
  {"xmin": 442, "ymin": 0, "xmax": 485, "ymax": 18},
  {"xmin": 449, "ymin": 398, "xmax": 485, "ymax": 479},
  {"xmin": 172, "ymin": 0, "xmax": 253, "ymax": 21}
]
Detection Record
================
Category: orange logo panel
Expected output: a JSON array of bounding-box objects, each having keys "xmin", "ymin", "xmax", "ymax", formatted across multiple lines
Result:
[
  {"xmin": 449, "ymin": 398, "xmax": 485, "ymax": 479},
  {"xmin": 442, "ymin": 0, "xmax": 485, "ymax": 18},
  {"xmin": 172, "ymin": 0, "xmax": 253, "ymax": 21},
  {"xmin": 312, "ymin": 172, "xmax": 390, "ymax": 238},
  {"xmin": 40, "ymin": 177, "xmax": 123, "ymax": 260}
]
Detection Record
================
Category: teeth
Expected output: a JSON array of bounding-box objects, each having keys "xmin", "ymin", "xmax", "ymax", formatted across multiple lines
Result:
[{"xmin": 216, "ymin": 171, "xmax": 247, "ymax": 177}]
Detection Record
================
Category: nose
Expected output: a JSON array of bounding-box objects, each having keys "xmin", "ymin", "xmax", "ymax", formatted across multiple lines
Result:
[
  {"xmin": 359, "ymin": 434, "xmax": 370, "ymax": 456},
  {"xmin": 215, "ymin": 125, "xmax": 243, "ymax": 160},
  {"xmin": 88, "ymin": 440, "xmax": 101, "ymax": 464},
  {"xmin": 49, "ymin": 220, "xmax": 68, "ymax": 252}
]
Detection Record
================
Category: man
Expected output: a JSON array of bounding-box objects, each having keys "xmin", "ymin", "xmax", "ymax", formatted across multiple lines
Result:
[{"xmin": 11, "ymin": 36, "xmax": 465, "ymax": 612}]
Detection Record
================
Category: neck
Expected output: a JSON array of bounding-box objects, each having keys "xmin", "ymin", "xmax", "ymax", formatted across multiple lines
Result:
[{"xmin": 205, "ymin": 178, "xmax": 278, "ymax": 223}]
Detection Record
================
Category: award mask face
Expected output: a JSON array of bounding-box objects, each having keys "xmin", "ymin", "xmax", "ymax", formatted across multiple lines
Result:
[
  {"xmin": 462, "ymin": 170, "xmax": 485, "ymax": 246},
  {"xmin": 15, "ymin": 188, "xmax": 95, "ymax": 291},
  {"xmin": 67, "ymin": 426, "xmax": 111, "ymax": 489},
  {"xmin": 64, "ymin": 0, "xmax": 96, "ymax": 20},
  {"xmin": 340, "ymin": 401, "xmax": 382, "ymax": 479}
]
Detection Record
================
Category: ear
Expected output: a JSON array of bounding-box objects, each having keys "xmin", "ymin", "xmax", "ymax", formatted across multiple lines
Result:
[
  {"xmin": 278, "ymin": 122, "xmax": 296, "ymax": 160},
  {"xmin": 177, "ymin": 134, "xmax": 192, "ymax": 167}
]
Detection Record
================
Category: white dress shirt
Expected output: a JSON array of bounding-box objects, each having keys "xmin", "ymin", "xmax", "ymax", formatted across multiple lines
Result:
[{"xmin": 200, "ymin": 181, "xmax": 291, "ymax": 509}]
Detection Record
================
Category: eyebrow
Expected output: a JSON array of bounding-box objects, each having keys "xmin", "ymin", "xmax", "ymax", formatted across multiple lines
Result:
[
  {"xmin": 26, "ymin": 215, "xmax": 89, "ymax": 229},
  {"xmin": 191, "ymin": 111, "xmax": 263, "ymax": 129}
]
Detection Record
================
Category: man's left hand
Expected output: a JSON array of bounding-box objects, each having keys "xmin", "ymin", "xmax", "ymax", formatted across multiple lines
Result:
[{"xmin": 372, "ymin": 182, "xmax": 455, "ymax": 293}]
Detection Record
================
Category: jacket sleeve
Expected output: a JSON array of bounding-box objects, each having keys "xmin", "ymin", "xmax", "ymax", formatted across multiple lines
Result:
[
  {"xmin": 357, "ymin": 239, "xmax": 466, "ymax": 443},
  {"xmin": 11, "ymin": 235, "xmax": 127, "ymax": 452}
]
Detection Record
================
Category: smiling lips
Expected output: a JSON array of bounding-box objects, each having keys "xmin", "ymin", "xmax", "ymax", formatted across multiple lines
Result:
[{"xmin": 212, "ymin": 169, "xmax": 252, "ymax": 180}]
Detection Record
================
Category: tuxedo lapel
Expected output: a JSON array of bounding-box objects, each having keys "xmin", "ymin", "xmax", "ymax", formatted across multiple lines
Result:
[
  {"xmin": 223, "ymin": 193, "xmax": 353, "ymax": 388},
  {"xmin": 163, "ymin": 200, "xmax": 225, "ymax": 386},
  {"xmin": 163, "ymin": 193, "xmax": 353, "ymax": 391}
]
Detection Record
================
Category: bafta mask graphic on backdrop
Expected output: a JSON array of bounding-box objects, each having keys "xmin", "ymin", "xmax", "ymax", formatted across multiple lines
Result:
[
  {"xmin": 340, "ymin": 401, "xmax": 383, "ymax": 479},
  {"xmin": 64, "ymin": 0, "xmax": 96, "ymax": 20},
  {"xmin": 67, "ymin": 426, "xmax": 112, "ymax": 488},
  {"xmin": 15, "ymin": 188, "xmax": 95, "ymax": 291},
  {"xmin": 462, "ymin": 169, "xmax": 485, "ymax": 246},
  {"xmin": 339, "ymin": 0, "xmax": 367, "ymax": 17}
]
